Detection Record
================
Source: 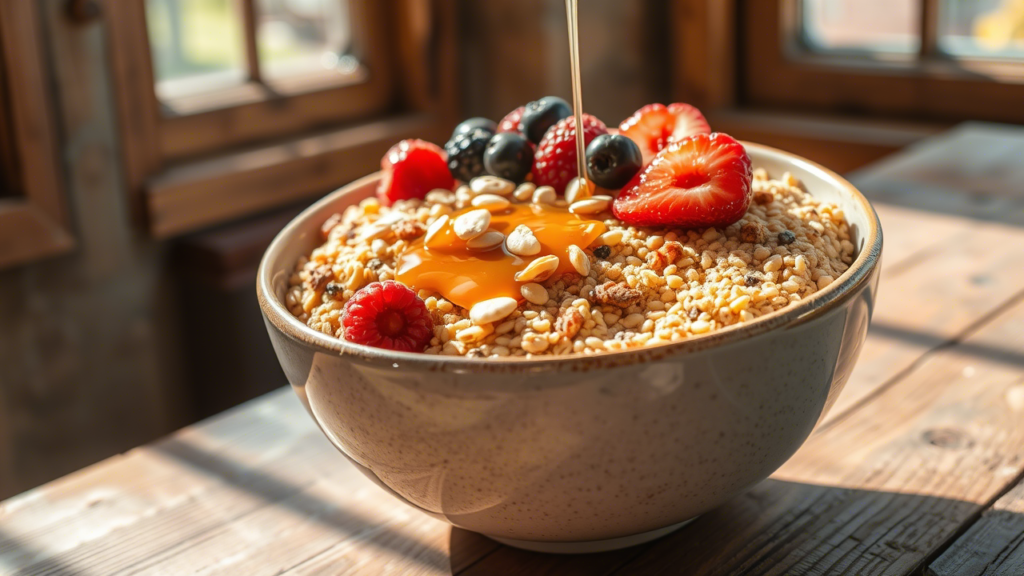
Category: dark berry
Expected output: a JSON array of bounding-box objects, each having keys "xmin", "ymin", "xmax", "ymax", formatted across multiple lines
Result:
[
  {"xmin": 483, "ymin": 133, "xmax": 533, "ymax": 183},
  {"xmin": 342, "ymin": 281, "xmax": 433, "ymax": 352},
  {"xmin": 444, "ymin": 128, "xmax": 491, "ymax": 182},
  {"xmin": 593, "ymin": 245, "xmax": 611, "ymax": 259},
  {"xmin": 453, "ymin": 117, "xmax": 497, "ymax": 139},
  {"xmin": 778, "ymin": 230, "xmax": 796, "ymax": 245},
  {"xmin": 744, "ymin": 275, "xmax": 761, "ymax": 287},
  {"xmin": 585, "ymin": 134, "xmax": 643, "ymax": 190},
  {"xmin": 520, "ymin": 96, "xmax": 573, "ymax": 144}
]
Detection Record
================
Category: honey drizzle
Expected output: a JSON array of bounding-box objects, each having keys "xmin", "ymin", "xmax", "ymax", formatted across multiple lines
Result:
[
  {"xmin": 565, "ymin": 0, "xmax": 588, "ymax": 187},
  {"xmin": 395, "ymin": 204, "xmax": 606, "ymax": 309}
]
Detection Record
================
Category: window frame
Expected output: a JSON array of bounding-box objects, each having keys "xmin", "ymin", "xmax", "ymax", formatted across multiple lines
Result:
[
  {"xmin": 0, "ymin": 2, "xmax": 74, "ymax": 269},
  {"xmin": 742, "ymin": 0, "xmax": 1024, "ymax": 124},
  {"xmin": 105, "ymin": 0, "xmax": 458, "ymax": 238}
]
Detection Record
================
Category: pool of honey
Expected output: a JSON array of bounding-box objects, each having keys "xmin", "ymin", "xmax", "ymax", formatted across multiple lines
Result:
[{"xmin": 396, "ymin": 203, "xmax": 606, "ymax": 309}]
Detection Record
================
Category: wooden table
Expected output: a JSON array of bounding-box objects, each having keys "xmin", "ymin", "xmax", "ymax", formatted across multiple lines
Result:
[{"xmin": 3, "ymin": 123, "xmax": 1024, "ymax": 575}]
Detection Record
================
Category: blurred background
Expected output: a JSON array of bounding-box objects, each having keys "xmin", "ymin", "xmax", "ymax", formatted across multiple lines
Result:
[{"xmin": 0, "ymin": 0, "xmax": 1022, "ymax": 499}]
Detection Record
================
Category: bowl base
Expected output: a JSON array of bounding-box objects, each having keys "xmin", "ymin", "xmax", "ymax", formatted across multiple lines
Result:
[{"xmin": 486, "ymin": 517, "xmax": 696, "ymax": 554}]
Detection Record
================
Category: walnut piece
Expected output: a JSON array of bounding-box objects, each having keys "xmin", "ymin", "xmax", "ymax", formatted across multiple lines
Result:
[
  {"xmin": 740, "ymin": 222, "xmax": 768, "ymax": 245},
  {"xmin": 393, "ymin": 220, "xmax": 426, "ymax": 241},
  {"xmin": 592, "ymin": 281, "xmax": 642, "ymax": 308},
  {"xmin": 555, "ymin": 307, "xmax": 584, "ymax": 339}
]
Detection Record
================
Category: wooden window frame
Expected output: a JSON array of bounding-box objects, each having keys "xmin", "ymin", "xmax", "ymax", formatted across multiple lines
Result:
[
  {"xmin": 743, "ymin": 0, "xmax": 1024, "ymax": 124},
  {"xmin": 0, "ymin": 2, "xmax": 74, "ymax": 269},
  {"xmin": 106, "ymin": 0, "xmax": 458, "ymax": 238}
]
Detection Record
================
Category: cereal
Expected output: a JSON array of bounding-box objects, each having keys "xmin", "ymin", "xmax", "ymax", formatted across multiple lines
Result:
[{"xmin": 288, "ymin": 171, "xmax": 855, "ymax": 357}]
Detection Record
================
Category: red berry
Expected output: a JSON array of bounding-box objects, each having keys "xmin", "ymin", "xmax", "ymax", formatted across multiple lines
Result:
[
  {"xmin": 377, "ymin": 139, "xmax": 454, "ymax": 206},
  {"xmin": 498, "ymin": 106, "xmax": 526, "ymax": 134},
  {"xmin": 531, "ymin": 114, "xmax": 608, "ymax": 193},
  {"xmin": 342, "ymin": 281, "xmax": 434, "ymax": 352},
  {"xmin": 618, "ymin": 103, "xmax": 711, "ymax": 166},
  {"xmin": 612, "ymin": 132, "xmax": 752, "ymax": 229}
]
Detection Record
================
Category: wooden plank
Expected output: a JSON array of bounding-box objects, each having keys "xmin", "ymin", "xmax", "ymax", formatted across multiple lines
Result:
[
  {"xmin": 823, "ymin": 218, "xmax": 1024, "ymax": 423},
  {"xmin": 928, "ymin": 479, "xmax": 1024, "ymax": 576}
]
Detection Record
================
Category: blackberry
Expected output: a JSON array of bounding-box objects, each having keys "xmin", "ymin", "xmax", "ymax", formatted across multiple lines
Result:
[{"xmin": 445, "ymin": 128, "xmax": 491, "ymax": 182}]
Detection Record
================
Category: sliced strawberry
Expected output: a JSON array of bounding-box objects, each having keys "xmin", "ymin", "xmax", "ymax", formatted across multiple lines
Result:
[
  {"xmin": 377, "ymin": 139, "xmax": 454, "ymax": 206},
  {"xmin": 618, "ymin": 103, "xmax": 711, "ymax": 165},
  {"xmin": 612, "ymin": 132, "xmax": 752, "ymax": 229},
  {"xmin": 532, "ymin": 113, "xmax": 608, "ymax": 193},
  {"xmin": 498, "ymin": 106, "xmax": 526, "ymax": 134}
]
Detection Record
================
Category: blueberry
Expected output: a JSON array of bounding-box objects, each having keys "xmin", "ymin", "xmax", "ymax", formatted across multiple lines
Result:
[
  {"xmin": 483, "ymin": 133, "xmax": 533, "ymax": 183},
  {"xmin": 778, "ymin": 230, "xmax": 796, "ymax": 245},
  {"xmin": 520, "ymin": 96, "xmax": 572, "ymax": 144},
  {"xmin": 445, "ymin": 128, "xmax": 491, "ymax": 182},
  {"xmin": 593, "ymin": 245, "xmax": 611, "ymax": 259},
  {"xmin": 453, "ymin": 117, "xmax": 497, "ymax": 139},
  {"xmin": 585, "ymin": 134, "xmax": 643, "ymax": 190}
]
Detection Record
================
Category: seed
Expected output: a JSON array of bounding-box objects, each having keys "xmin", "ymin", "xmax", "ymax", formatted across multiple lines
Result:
[
  {"xmin": 521, "ymin": 282, "xmax": 549, "ymax": 305},
  {"xmin": 594, "ymin": 229, "xmax": 623, "ymax": 247},
  {"xmin": 532, "ymin": 186, "xmax": 557, "ymax": 205},
  {"xmin": 729, "ymin": 295, "xmax": 751, "ymax": 312},
  {"xmin": 522, "ymin": 333, "xmax": 549, "ymax": 354},
  {"xmin": 513, "ymin": 182, "xmax": 536, "ymax": 202},
  {"xmin": 466, "ymin": 230, "xmax": 505, "ymax": 250},
  {"xmin": 470, "ymin": 297, "xmax": 519, "ymax": 325},
  {"xmin": 424, "ymin": 214, "xmax": 449, "ymax": 243},
  {"xmin": 457, "ymin": 325, "xmax": 490, "ymax": 342},
  {"xmin": 471, "ymin": 194, "xmax": 511, "ymax": 212},
  {"xmin": 425, "ymin": 189, "xmax": 455, "ymax": 204},
  {"xmin": 564, "ymin": 177, "xmax": 594, "ymax": 204},
  {"xmin": 778, "ymin": 230, "xmax": 796, "ymax": 245},
  {"xmin": 505, "ymin": 224, "xmax": 541, "ymax": 256},
  {"xmin": 567, "ymin": 244, "xmax": 590, "ymax": 276},
  {"xmin": 515, "ymin": 255, "xmax": 560, "ymax": 282},
  {"xmin": 817, "ymin": 275, "xmax": 834, "ymax": 289},
  {"xmin": 691, "ymin": 320, "xmax": 711, "ymax": 334},
  {"xmin": 453, "ymin": 209, "xmax": 491, "ymax": 240},
  {"xmin": 569, "ymin": 196, "xmax": 612, "ymax": 215},
  {"xmin": 470, "ymin": 175, "xmax": 515, "ymax": 196}
]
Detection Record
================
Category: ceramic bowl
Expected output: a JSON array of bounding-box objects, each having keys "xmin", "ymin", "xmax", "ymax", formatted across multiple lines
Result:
[{"xmin": 258, "ymin": 143, "xmax": 883, "ymax": 553}]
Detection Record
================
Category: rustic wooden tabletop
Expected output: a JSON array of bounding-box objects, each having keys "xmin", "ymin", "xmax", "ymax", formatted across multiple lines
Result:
[{"xmin": 2, "ymin": 123, "xmax": 1023, "ymax": 576}]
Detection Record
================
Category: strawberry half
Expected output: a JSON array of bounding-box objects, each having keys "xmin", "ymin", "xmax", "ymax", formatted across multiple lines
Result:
[
  {"xmin": 612, "ymin": 132, "xmax": 752, "ymax": 228},
  {"xmin": 618, "ymin": 103, "xmax": 711, "ymax": 165}
]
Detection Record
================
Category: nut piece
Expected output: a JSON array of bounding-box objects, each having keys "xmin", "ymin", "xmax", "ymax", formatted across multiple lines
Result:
[
  {"xmin": 471, "ymin": 194, "xmax": 512, "ymax": 211},
  {"xmin": 505, "ymin": 224, "xmax": 541, "ymax": 256},
  {"xmin": 520, "ymin": 282, "xmax": 549, "ymax": 305},
  {"xmin": 532, "ymin": 186, "xmax": 557, "ymax": 205},
  {"xmin": 740, "ymin": 222, "xmax": 768, "ymax": 245},
  {"xmin": 752, "ymin": 190, "xmax": 774, "ymax": 205},
  {"xmin": 513, "ymin": 182, "xmax": 536, "ymax": 202},
  {"xmin": 569, "ymin": 196, "xmax": 612, "ymax": 215},
  {"xmin": 470, "ymin": 175, "xmax": 515, "ymax": 196},
  {"xmin": 425, "ymin": 189, "xmax": 455, "ymax": 204},
  {"xmin": 592, "ymin": 281, "xmax": 642, "ymax": 308},
  {"xmin": 567, "ymin": 245, "xmax": 590, "ymax": 276},
  {"xmin": 466, "ymin": 230, "xmax": 505, "ymax": 250},
  {"xmin": 514, "ymin": 255, "xmax": 560, "ymax": 282},
  {"xmin": 424, "ymin": 214, "xmax": 450, "ymax": 244},
  {"xmin": 453, "ymin": 209, "xmax": 491, "ymax": 240},
  {"xmin": 593, "ymin": 229, "xmax": 624, "ymax": 247},
  {"xmin": 393, "ymin": 220, "xmax": 426, "ymax": 241},
  {"xmin": 555, "ymin": 307, "xmax": 584, "ymax": 339},
  {"xmin": 564, "ymin": 177, "xmax": 594, "ymax": 204},
  {"xmin": 470, "ymin": 297, "xmax": 518, "ymax": 325}
]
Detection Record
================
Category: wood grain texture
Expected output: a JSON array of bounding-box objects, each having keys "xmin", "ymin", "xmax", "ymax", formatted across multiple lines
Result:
[{"xmin": 929, "ymin": 480, "xmax": 1024, "ymax": 576}]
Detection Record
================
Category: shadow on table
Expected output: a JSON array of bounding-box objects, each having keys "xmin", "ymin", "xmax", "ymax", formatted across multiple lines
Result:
[{"xmin": 447, "ymin": 478, "xmax": 1024, "ymax": 576}]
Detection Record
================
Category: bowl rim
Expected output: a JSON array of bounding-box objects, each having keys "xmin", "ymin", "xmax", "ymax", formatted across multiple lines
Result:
[{"xmin": 257, "ymin": 141, "xmax": 882, "ymax": 372}]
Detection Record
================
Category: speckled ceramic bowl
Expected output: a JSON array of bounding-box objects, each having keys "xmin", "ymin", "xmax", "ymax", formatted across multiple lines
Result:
[{"xmin": 258, "ymin": 143, "xmax": 883, "ymax": 553}]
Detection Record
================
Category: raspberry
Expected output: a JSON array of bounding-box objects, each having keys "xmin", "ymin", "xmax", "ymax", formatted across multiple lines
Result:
[
  {"xmin": 377, "ymin": 140, "xmax": 454, "ymax": 206},
  {"xmin": 531, "ymin": 113, "xmax": 608, "ymax": 193},
  {"xmin": 498, "ymin": 106, "xmax": 526, "ymax": 134},
  {"xmin": 342, "ymin": 281, "xmax": 434, "ymax": 352}
]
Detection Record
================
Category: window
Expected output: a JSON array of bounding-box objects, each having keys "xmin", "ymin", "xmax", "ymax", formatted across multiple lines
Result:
[
  {"xmin": 106, "ymin": 0, "xmax": 457, "ymax": 237},
  {"xmin": 742, "ymin": 0, "xmax": 1024, "ymax": 124},
  {"xmin": 0, "ymin": 3, "xmax": 73, "ymax": 268}
]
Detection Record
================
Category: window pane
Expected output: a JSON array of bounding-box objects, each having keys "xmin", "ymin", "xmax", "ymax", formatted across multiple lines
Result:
[
  {"xmin": 939, "ymin": 0, "xmax": 1024, "ymax": 59},
  {"xmin": 802, "ymin": 0, "xmax": 921, "ymax": 54},
  {"xmin": 256, "ymin": 0, "xmax": 354, "ymax": 79},
  {"xmin": 146, "ymin": 0, "xmax": 246, "ymax": 99}
]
